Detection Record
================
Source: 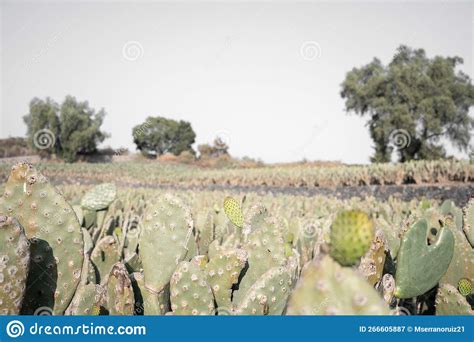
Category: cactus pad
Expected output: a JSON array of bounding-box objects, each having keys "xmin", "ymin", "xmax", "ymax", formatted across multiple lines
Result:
[
  {"xmin": 223, "ymin": 197, "xmax": 244, "ymax": 228},
  {"xmin": 435, "ymin": 283, "xmax": 473, "ymax": 315},
  {"xmin": 287, "ymin": 256, "xmax": 389, "ymax": 315},
  {"xmin": 0, "ymin": 216, "xmax": 30, "ymax": 315},
  {"xmin": 81, "ymin": 183, "xmax": 117, "ymax": 211},
  {"xmin": 0, "ymin": 163, "xmax": 83, "ymax": 315},
  {"xmin": 394, "ymin": 218, "xmax": 454, "ymax": 298},
  {"xmin": 170, "ymin": 259, "xmax": 215, "ymax": 315}
]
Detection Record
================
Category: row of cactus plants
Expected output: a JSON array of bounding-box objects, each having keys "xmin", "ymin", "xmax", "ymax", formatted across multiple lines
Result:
[
  {"xmin": 0, "ymin": 163, "xmax": 472, "ymax": 315},
  {"xmin": 1, "ymin": 159, "xmax": 472, "ymax": 189}
]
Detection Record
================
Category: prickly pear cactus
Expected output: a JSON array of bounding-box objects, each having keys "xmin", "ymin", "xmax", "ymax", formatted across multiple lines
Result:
[
  {"xmin": 170, "ymin": 259, "xmax": 215, "ymax": 315},
  {"xmin": 439, "ymin": 200, "xmax": 463, "ymax": 231},
  {"xmin": 233, "ymin": 211, "xmax": 289, "ymax": 304},
  {"xmin": 0, "ymin": 163, "xmax": 83, "ymax": 315},
  {"xmin": 0, "ymin": 216, "xmax": 30, "ymax": 315},
  {"xmin": 131, "ymin": 272, "xmax": 169, "ymax": 315},
  {"xmin": 91, "ymin": 236, "xmax": 121, "ymax": 284},
  {"xmin": 395, "ymin": 218, "xmax": 454, "ymax": 298},
  {"xmin": 463, "ymin": 197, "xmax": 474, "ymax": 247},
  {"xmin": 65, "ymin": 284, "xmax": 104, "ymax": 315},
  {"xmin": 235, "ymin": 265, "xmax": 294, "ymax": 315},
  {"xmin": 81, "ymin": 183, "xmax": 117, "ymax": 211},
  {"xmin": 287, "ymin": 256, "xmax": 389, "ymax": 315},
  {"xmin": 330, "ymin": 210, "xmax": 374, "ymax": 266},
  {"xmin": 204, "ymin": 246, "xmax": 247, "ymax": 308},
  {"xmin": 358, "ymin": 230, "xmax": 386, "ymax": 286},
  {"xmin": 106, "ymin": 263, "xmax": 134, "ymax": 315},
  {"xmin": 139, "ymin": 194, "xmax": 194, "ymax": 293},
  {"xmin": 435, "ymin": 284, "xmax": 473, "ymax": 315},
  {"xmin": 223, "ymin": 197, "xmax": 244, "ymax": 228}
]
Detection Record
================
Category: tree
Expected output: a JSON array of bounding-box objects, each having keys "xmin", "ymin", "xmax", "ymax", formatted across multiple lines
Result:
[
  {"xmin": 132, "ymin": 116, "xmax": 196, "ymax": 157},
  {"xmin": 340, "ymin": 45, "xmax": 474, "ymax": 162},
  {"xmin": 23, "ymin": 96, "xmax": 108, "ymax": 162},
  {"xmin": 198, "ymin": 137, "xmax": 229, "ymax": 158}
]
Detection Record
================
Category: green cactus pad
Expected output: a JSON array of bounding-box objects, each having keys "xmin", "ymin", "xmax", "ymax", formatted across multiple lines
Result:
[
  {"xmin": 435, "ymin": 283, "xmax": 473, "ymax": 315},
  {"xmin": 91, "ymin": 236, "xmax": 121, "ymax": 284},
  {"xmin": 358, "ymin": 230, "xmax": 386, "ymax": 286},
  {"xmin": 65, "ymin": 284, "xmax": 105, "ymax": 315},
  {"xmin": 204, "ymin": 246, "xmax": 247, "ymax": 308},
  {"xmin": 106, "ymin": 263, "xmax": 135, "ymax": 315},
  {"xmin": 394, "ymin": 218, "xmax": 455, "ymax": 298},
  {"xmin": 330, "ymin": 210, "xmax": 374, "ymax": 266},
  {"xmin": 81, "ymin": 183, "xmax": 117, "ymax": 211},
  {"xmin": 233, "ymin": 212, "xmax": 289, "ymax": 304},
  {"xmin": 0, "ymin": 163, "xmax": 83, "ymax": 315},
  {"xmin": 235, "ymin": 265, "xmax": 294, "ymax": 315},
  {"xmin": 0, "ymin": 216, "xmax": 30, "ymax": 315},
  {"xmin": 139, "ymin": 194, "xmax": 194, "ymax": 293},
  {"xmin": 463, "ymin": 197, "xmax": 474, "ymax": 247},
  {"xmin": 223, "ymin": 197, "xmax": 244, "ymax": 228},
  {"xmin": 131, "ymin": 272, "xmax": 169, "ymax": 315},
  {"xmin": 439, "ymin": 200, "xmax": 463, "ymax": 231},
  {"xmin": 287, "ymin": 255, "xmax": 389, "ymax": 315},
  {"xmin": 170, "ymin": 259, "xmax": 215, "ymax": 315},
  {"xmin": 457, "ymin": 278, "xmax": 472, "ymax": 296}
]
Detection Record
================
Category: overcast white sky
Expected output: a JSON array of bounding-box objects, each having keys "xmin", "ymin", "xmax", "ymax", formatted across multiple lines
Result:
[{"xmin": 1, "ymin": 0, "xmax": 472, "ymax": 164}]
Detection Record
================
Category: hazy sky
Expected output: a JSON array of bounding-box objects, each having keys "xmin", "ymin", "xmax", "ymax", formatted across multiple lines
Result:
[{"xmin": 1, "ymin": 0, "xmax": 472, "ymax": 164}]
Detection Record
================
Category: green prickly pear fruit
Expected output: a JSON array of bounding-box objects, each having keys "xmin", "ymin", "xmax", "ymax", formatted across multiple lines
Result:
[
  {"xmin": 0, "ymin": 216, "xmax": 30, "ymax": 315},
  {"xmin": 223, "ymin": 196, "xmax": 244, "ymax": 228},
  {"xmin": 395, "ymin": 218, "xmax": 454, "ymax": 298},
  {"xmin": 330, "ymin": 210, "xmax": 374, "ymax": 266},
  {"xmin": 106, "ymin": 263, "xmax": 135, "ymax": 315},
  {"xmin": 286, "ymin": 255, "xmax": 389, "ymax": 315},
  {"xmin": 170, "ymin": 258, "xmax": 215, "ymax": 315},
  {"xmin": 457, "ymin": 278, "xmax": 472, "ymax": 296},
  {"xmin": 81, "ymin": 183, "xmax": 117, "ymax": 211},
  {"xmin": 0, "ymin": 163, "xmax": 84, "ymax": 315}
]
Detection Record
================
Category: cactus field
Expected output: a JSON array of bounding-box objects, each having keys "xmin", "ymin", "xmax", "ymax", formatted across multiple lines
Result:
[{"xmin": 0, "ymin": 161, "xmax": 473, "ymax": 316}]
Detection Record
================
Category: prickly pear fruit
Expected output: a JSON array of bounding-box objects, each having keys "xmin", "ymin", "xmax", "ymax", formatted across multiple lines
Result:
[
  {"xmin": 395, "ymin": 218, "xmax": 454, "ymax": 298},
  {"xmin": 330, "ymin": 210, "xmax": 374, "ymax": 266},
  {"xmin": 287, "ymin": 255, "xmax": 389, "ymax": 315},
  {"xmin": 81, "ymin": 183, "xmax": 117, "ymax": 211},
  {"xmin": 0, "ymin": 163, "xmax": 83, "ymax": 315},
  {"xmin": 223, "ymin": 197, "xmax": 244, "ymax": 228},
  {"xmin": 106, "ymin": 263, "xmax": 134, "ymax": 315},
  {"xmin": 139, "ymin": 194, "xmax": 194, "ymax": 293},
  {"xmin": 457, "ymin": 278, "xmax": 472, "ymax": 297},
  {"xmin": 170, "ymin": 259, "xmax": 215, "ymax": 315},
  {"xmin": 0, "ymin": 216, "xmax": 30, "ymax": 315}
]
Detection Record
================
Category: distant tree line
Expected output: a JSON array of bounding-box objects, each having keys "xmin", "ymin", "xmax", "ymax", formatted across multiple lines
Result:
[{"xmin": 15, "ymin": 45, "xmax": 474, "ymax": 163}]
